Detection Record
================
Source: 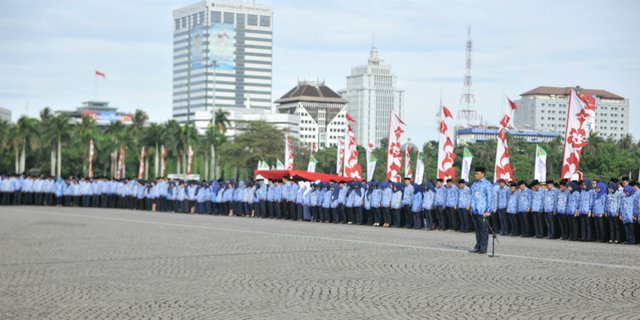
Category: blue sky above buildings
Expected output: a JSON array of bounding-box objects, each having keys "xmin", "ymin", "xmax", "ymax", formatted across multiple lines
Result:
[{"xmin": 1, "ymin": 0, "xmax": 638, "ymax": 146}]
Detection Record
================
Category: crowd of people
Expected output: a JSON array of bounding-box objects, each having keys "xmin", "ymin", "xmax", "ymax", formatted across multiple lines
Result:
[{"xmin": 1, "ymin": 172, "xmax": 639, "ymax": 246}]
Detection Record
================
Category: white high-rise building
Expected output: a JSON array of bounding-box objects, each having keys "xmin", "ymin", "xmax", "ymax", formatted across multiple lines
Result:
[
  {"xmin": 340, "ymin": 47, "xmax": 404, "ymax": 148},
  {"xmin": 172, "ymin": 1, "xmax": 273, "ymax": 123},
  {"xmin": 514, "ymin": 86, "xmax": 630, "ymax": 139}
]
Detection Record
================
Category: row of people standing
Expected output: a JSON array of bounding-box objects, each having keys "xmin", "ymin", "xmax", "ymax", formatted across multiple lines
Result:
[{"xmin": 1, "ymin": 174, "xmax": 638, "ymax": 245}]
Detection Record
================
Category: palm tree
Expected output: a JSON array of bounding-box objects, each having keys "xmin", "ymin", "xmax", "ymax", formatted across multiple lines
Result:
[
  {"xmin": 214, "ymin": 108, "xmax": 231, "ymax": 134},
  {"xmin": 200, "ymin": 124, "xmax": 225, "ymax": 180},
  {"xmin": 50, "ymin": 114, "xmax": 71, "ymax": 177},
  {"xmin": 163, "ymin": 120, "xmax": 182, "ymax": 174},
  {"xmin": 14, "ymin": 116, "xmax": 40, "ymax": 174},
  {"xmin": 76, "ymin": 115, "xmax": 96, "ymax": 176},
  {"xmin": 39, "ymin": 108, "xmax": 56, "ymax": 176},
  {"xmin": 105, "ymin": 121, "xmax": 126, "ymax": 177},
  {"xmin": 0, "ymin": 120, "xmax": 11, "ymax": 164},
  {"xmin": 143, "ymin": 123, "xmax": 165, "ymax": 178}
]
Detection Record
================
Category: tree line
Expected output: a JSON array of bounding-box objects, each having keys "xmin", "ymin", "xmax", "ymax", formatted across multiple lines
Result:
[{"xmin": 0, "ymin": 108, "xmax": 639, "ymax": 182}]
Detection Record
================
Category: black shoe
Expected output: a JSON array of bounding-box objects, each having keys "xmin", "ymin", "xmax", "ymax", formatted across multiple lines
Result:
[
  {"xmin": 478, "ymin": 251, "xmax": 487, "ymax": 254},
  {"xmin": 468, "ymin": 249, "xmax": 480, "ymax": 253}
]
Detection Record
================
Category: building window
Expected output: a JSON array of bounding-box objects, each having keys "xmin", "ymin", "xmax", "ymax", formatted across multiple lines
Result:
[
  {"xmin": 211, "ymin": 11, "xmax": 222, "ymax": 23},
  {"xmin": 247, "ymin": 14, "xmax": 258, "ymax": 26},
  {"xmin": 260, "ymin": 15, "xmax": 271, "ymax": 27},
  {"xmin": 223, "ymin": 12, "xmax": 234, "ymax": 24}
]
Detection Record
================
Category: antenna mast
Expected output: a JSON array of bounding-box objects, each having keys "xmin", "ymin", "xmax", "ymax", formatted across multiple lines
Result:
[{"xmin": 458, "ymin": 25, "xmax": 477, "ymax": 126}]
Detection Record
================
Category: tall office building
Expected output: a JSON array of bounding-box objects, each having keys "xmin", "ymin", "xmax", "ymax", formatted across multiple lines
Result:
[
  {"xmin": 514, "ymin": 86, "xmax": 629, "ymax": 139},
  {"xmin": 340, "ymin": 47, "xmax": 405, "ymax": 148},
  {"xmin": 172, "ymin": 1, "xmax": 273, "ymax": 123}
]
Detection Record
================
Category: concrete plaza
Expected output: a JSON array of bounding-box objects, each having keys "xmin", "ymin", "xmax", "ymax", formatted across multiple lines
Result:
[{"xmin": 1, "ymin": 207, "xmax": 638, "ymax": 319}]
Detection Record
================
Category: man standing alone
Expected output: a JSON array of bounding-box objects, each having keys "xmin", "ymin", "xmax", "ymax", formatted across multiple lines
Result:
[{"xmin": 470, "ymin": 167, "xmax": 494, "ymax": 254}]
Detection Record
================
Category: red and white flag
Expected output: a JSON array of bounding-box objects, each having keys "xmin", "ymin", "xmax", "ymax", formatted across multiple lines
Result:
[
  {"xmin": 88, "ymin": 139, "xmax": 94, "ymax": 179},
  {"xmin": 138, "ymin": 147, "xmax": 146, "ymax": 179},
  {"xmin": 187, "ymin": 145, "xmax": 194, "ymax": 175},
  {"xmin": 404, "ymin": 145, "xmax": 412, "ymax": 179},
  {"xmin": 343, "ymin": 113, "xmax": 362, "ymax": 179},
  {"xmin": 284, "ymin": 134, "xmax": 294, "ymax": 170},
  {"xmin": 437, "ymin": 106, "xmax": 456, "ymax": 181},
  {"xmin": 117, "ymin": 145, "xmax": 125, "ymax": 179},
  {"xmin": 336, "ymin": 139, "xmax": 345, "ymax": 176},
  {"xmin": 561, "ymin": 89, "xmax": 596, "ymax": 181},
  {"xmin": 160, "ymin": 145, "xmax": 167, "ymax": 178},
  {"xmin": 386, "ymin": 113, "xmax": 405, "ymax": 182},
  {"xmin": 494, "ymin": 96, "xmax": 517, "ymax": 182},
  {"xmin": 95, "ymin": 70, "xmax": 106, "ymax": 78},
  {"xmin": 365, "ymin": 142, "xmax": 377, "ymax": 182}
]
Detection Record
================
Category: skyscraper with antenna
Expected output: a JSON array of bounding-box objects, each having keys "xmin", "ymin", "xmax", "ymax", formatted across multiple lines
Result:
[{"xmin": 458, "ymin": 25, "xmax": 477, "ymax": 126}]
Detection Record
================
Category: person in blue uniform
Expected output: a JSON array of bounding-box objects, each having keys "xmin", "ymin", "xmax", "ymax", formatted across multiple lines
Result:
[
  {"xmin": 496, "ymin": 179, "xmax": 510, "ymax": 236},
  {"xmin": 402, "ymin": 178, "xmax": 415, "ymax": 228},
  {"xmin": 593, "ymin": 182, "xmax": 608, "ymax": 242},
  {"xmin": 578, "ymin": 179, "xmax": 596, "ymax": 241},
  {"xmin": 469, "ymin": 167, "xmax": 494, "ymax": 254},
  {"xmin": 556, "ymin": 180, "xmax": 570, "ymax": 240},
  {"xmin": 422, "ymin": 181, "xmax": 435, "ymax": 230},
  {"xmin": 457, "ymin": 180, "xmax": 471, "ymax": 232},
  {"xmin": 390, "ymin": 183, "xmax": 403, "ymax": 228},
  {"xmin": 411, "ymin": 184, "xmax": 423, "ymax": 229},
  {"xmin": 620, "ymin": 185, "xmax": 637, "ymax": 244},
  {"xmin": 567, "ymin": 181, "xmax": 581, "ymax": 241},
  {"xmin": 445, "ymin": 179, "xmax": 459, "ymax": 231},
  {"xmin": 506, "ymin": 182, "xmax": 519, "ymax": 236},
  {"xmin": 530, "ymin": 180, "xmax": 545, "ymax": 238},
  {"xmin": 330, "ymin": 183, "xmax": 340, "ymax": 224},
  {"xmin": 345, "ymin": 182, "xmax": 355, "ymax": 224},
  {"xmin": 370, "ymin": 182, "xmax": 382, "ymax": 227},
  {"xmin": 434, "ymin": 179, "xmax": 447, "ymax": 230},
  {"xmin": 381, "ymin": 182, "xmax": 392, "ymax": 227},
  {"xmin": 517, "ymin": 180, "xmax": 532, "ymax": 237},
  {"xmin": 353, "ymin": 182, "xmax": 364, "ymax": 225},
  {"xmin": 606, "ymin": 182, "xmax": 623, "ymax": 243},
  {"xmin": 543, "ymin": 180, "xmax": 559, "ymax": 239}
]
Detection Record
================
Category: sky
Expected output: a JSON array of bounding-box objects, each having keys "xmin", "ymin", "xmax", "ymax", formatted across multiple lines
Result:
[{"xmin": 1, "ymin": 0, "xmax": 639, "ymax": 146}]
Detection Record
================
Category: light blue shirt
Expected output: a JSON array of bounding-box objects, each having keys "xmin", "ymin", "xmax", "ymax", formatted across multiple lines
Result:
[{"xmin": 470, "ymin": 177, "xmax": 493, "ymax": 215}]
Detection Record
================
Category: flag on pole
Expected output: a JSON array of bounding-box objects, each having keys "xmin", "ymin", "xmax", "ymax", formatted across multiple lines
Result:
[
  {"xmin": 95, "ymin": 70, "xmax": 106, "ymax": 78},
  {"xmin": 386, "ymin": 113, "xmax": 405, "ymax": 182},
  {"xmin": 117, "ymin": 145, "xmax": 125, "ymax": 179},
  {"xmin": 160, "ymin": 145, "xmax": 167, "ymax": 177},
  {"xmin": 307, "ymin": 153, "xmax": 318, "ymax": 172},
  {"xmin": 414, "ymin": 153, "xmax": 425, "ymax": 185},
  {"xmin": 494, "ymin": 96, "xmax": 517, "ymax": 182},
  {"xmin": 336, "ymin": 139, "xmax": 345, "ymax": 176},
  {"xmin": 276, "ymin": 159, "xmax": 285, "ymax": 170},
  {"xmin": 404, "ymin": 145, "xmax": 413, "ymax": 179},
  {"xmin": 187, "ymin": 145, "xmax": 194, "ymax": 175},
  {"xmin": 343, "ymin": 113, "xmax": 362, "ymax": 179},
  {"xmin": 366, "ymin": 142, "xmax": 377, "ymax": 182},
  {"xmin": 284, "ymin": 134, "xmax": 294, "ymax": 170},
  {"xmin": 561, "ymin": 89, "xmax": 596, "ymax": 181},
  {"xmin": 461, "ymin": 147, "xmax": 473, "ymax": 182},
  {"xmin": 437, "ymin": 105, "xmax": 456, "ymax": 180},
  {"xmin": 535, "ymin": 145, "xmax": 547, "ymax": 182},
  {"xmin": 138, "ymin": 146, "xmax": 146, "ymax": 179},
  {"xmin": 88, "ymin": 139, "xmax": 94, "ymax": 179}
]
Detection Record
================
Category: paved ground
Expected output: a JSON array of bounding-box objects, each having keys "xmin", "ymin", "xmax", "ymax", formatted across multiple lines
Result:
[{"xmin": 0, "ymin": 207, "xmax": 639, "ymax": 319}]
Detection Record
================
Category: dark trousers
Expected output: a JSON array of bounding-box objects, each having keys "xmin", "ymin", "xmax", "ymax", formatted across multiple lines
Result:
[
  {"xmin": 545, "ymin": 212, "xmax": 557, "ymax": 239},
  {"xmin": 424, "ymin": 209, "xmax": 434, "ymax": 230},
  {"xmin": 594, "ymin": 216, "xmax": 608, "ymax": 242},
  {"xmin": 82, "ymin": 195, "xmax": 90, "ymax": 207},
  {"xmin": 447, "ymin": 207, "xmax": 459, "ymax": 230},
  {"xmin": 570, "ymin": 216, "xmax": 580, "ymax": 241},
  {"xmin": 373, "ymin": 207, "xmax": 381, "ymax": 225},
  {"xmin": 403, "ymin": 205, "xmax": 413, "ymax": 228},
  {"xmin": 258, "ymin": 200, "xmax": 267, "ymax": 218},
  {"xmin": 497, "ymin": 209, "xmax": 509, "ymax": 235},
  {"xmin": 354, "ymin": 207, "xmax": 363, "ymax": 225},
  {"xmin": 579, "ymin": 215, "xmax": 593, "ymax": 241},
  {"xmin": 558, "ymin": 215, "xmax": 569, "ymax": 240},
  {"xmin": 413, "ymin": 210, "xmax": 423, "ymax": 229},
  {"xmin": 346, "ymin": 206, "xmax": 354, "ymax": 223},
  {"xmin": 459, "ymin": 208, "xmax": 471, "ymax": 232},
  {"xmin": 435, "ymin": 207, "xmax": 447, "ymax": 230},
  {"xmin": 332, "ymin": 207, "xmax": 340, "ymax": 224},
  {"xmin": 382, "ymin": 207, "xmax": 391, "ymax": 225},
  {"xmin": 623, "ymin": 223, "xmax": 637, "ymax": 244},
  {"xmin": 392, "ymin": 209, "xmax": 401, "ymax": 227},
  {"xmin": 509, "ymin": 214, "xmax": 520, "ymax": 236},
  {"xmin": 472, "ymin": 215, "xmax": 489, "ymax": 252},
  {"xmin": 531, "ymin": 211, "xmax": 542, "ymax": 237},
  {"xmin": 608, "ymin": 216, "xmax": 622, "ymax": 242}
]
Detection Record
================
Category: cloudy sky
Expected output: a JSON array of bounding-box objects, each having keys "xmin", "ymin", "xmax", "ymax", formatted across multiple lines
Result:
[{"xmin": 1, "ymin": 0, "xmax": 639, "ymax": 145}]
